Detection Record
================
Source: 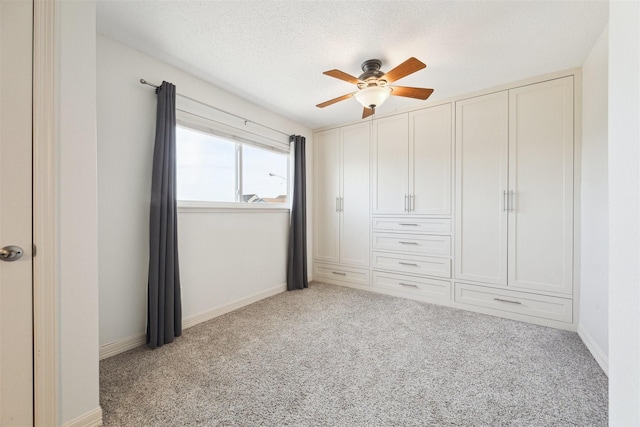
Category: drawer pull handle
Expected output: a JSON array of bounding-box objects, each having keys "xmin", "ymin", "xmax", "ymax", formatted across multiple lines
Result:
[
  {"xmin": 494, "ymin": 298, "xmax": 522, "ymax": 305},
  {"xmin": 398, "ymin": 223, "xmax": 419, "ymax": 226},
  {"xmin": 332, "ymin": 272, "xmax": 346, "ymax": 276},
  {"xmin": 399, "ymin": 241, "xmax": 419, "ymax": 245},
  {"xmin": 399, "ymin": 262, "xmax": 418, "ymax": 266},
  {"xmin": 399, "ymin": 282, "xmax": 419, "ymax": 288}
]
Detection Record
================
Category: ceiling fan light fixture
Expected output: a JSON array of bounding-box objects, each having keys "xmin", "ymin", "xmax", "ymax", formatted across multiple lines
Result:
[{"xmin": 354, "ymin": 86, "xmax": 392, "ymax": 109}]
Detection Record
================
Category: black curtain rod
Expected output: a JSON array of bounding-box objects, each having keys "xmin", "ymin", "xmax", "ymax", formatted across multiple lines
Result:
[{"xmin": 139, "ymin": 79, "xmax": 291, "ymax": 138}]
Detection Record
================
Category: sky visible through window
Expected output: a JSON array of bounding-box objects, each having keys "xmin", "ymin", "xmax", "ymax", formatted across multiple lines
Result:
[{"xmin": 176, "ymin": 126, "xmax": 288, "ymax": 203}]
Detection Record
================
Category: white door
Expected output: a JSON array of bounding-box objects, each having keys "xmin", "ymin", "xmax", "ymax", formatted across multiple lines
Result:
[
  {"xmin": 313, "ymin": 129, "xmax": 340, "ymax": 263},
  {"xmin": 410, "ymin": 103, "xmax": 452, "ymax": 216},
  {"xmin": 340, "ymin": 122, "xmax": 370, "ymax": 267},
  {"xmin": 508, "ymin": 77, "xmax": 574, "ymax": 295},
  {"xmin": 1, "ymin": 0, "xmax": 34, "ymax": 425},
  {"xmin": 454, "ymin": 92, "xmax": 509, "ymax": 286},
  {"xmin": 372, "ymin": 114, "xmax": 409, "ymax": 215}
]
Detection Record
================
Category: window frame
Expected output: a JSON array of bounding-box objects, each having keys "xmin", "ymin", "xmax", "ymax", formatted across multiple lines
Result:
[{"xmin": 175, "ymin": 115, "xmax": 291, "ymax": 213}]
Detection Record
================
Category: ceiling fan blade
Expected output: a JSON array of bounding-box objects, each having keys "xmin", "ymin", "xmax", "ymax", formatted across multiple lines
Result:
[
  {"xmin": 316, "ymin": 92, "xmax": 355, "ymax": 108},
  {"xmin": 390, "ymin": 86, "xmax": 434, "ymax": 100},
  {"xmin": 381, "ymin": 57, "xmax": 426, "ymax": 84},
  {"xmin": 362, "ymin": 107, "xmax": 375, "ymax": 119},
  {"xmin": 323, "ymin": 69, "xmax": 363, "ymax": 85}
]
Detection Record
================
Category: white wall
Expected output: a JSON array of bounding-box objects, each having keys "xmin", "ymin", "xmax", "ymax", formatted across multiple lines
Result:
[
  {"xmin": 97, "ymin": 35, "xmax": 312, "ymax": 351},
  {"xmin": 58, "ymin": 0, "xmax": 101, "ymax": 424},
  {"xmin": 608, "ymin": 0, "xmax": 640, "ymax": 424},
  {"xmin": 578, "ymin": 25, "xmax": 609, "ymax": 375}
]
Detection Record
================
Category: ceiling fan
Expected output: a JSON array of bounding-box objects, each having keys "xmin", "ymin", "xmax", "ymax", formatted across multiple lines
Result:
[{"xmin": 316, "ymin": 57, "xmax": 434, "ymax": 119}]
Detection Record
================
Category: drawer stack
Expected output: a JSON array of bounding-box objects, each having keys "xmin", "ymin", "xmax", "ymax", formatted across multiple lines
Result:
[{"xmin": 371, "ymin": 217, "xmax": 452, "ymax": 303}]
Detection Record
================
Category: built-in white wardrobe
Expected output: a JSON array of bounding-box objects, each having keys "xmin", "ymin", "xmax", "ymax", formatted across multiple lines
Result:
[
  {"xmin": 370, "ymin": 104, "xmax": 454, "ymax": 301},
  {"xmin": 454, "ymin": 76, "xmax": 574, "ymax": 325},
  {"xmin": 313, "ymin": 70, "xmax": 578, "ymax": 330},
  {"xmin": 313, "ymin": 122, "xmax": 371, "ymax": 287}
]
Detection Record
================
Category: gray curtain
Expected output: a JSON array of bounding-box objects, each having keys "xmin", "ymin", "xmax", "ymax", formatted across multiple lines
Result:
[
  {"xmin": 147, "ymin": 81, "xmax": 182, "ymax": 349},
  {"xmin": 286, "ymin": 135, "xmax": 308, "ymax": 290}
]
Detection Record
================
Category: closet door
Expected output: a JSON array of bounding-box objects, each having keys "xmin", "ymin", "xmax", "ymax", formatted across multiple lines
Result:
[
  {"xmin": 508, "ymin": 77, "xmax": 573, "ymax": 295},
  {"xmin": 455, "ymin": 92, "xmax": 509, "ymax": 285},
  {"xmin": 313, "ymin": 129, "xmax": 340, "ymax": 263},
  {"xmin": 410, "ymin": 103, "xmax": 452, "ymax": 215},
  {"xmin": 340, "ymin": 122, "xmax": 370, "ymax": 267},
  {"xmin": 372, "ymin": 114, "xmax": 409, "ymax": 215}
]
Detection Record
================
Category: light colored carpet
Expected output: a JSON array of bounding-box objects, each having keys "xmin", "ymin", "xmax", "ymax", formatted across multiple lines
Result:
[{"xmin": 100, "ymin": 282, "xmax": 607, "ymax": 426}]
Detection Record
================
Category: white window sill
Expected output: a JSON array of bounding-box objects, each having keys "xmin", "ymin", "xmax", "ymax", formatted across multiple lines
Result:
[{"xmin": 177, "ymin": 201, "xmax": 290, "ymax": 214}]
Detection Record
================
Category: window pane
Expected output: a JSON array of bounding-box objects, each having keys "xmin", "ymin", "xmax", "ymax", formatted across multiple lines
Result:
[
  {"xmin": 176, "ymin": 126, "xmax": 236, "ymax": 202},
  {"xmin": 242, "ymin": 145, "xmax": 288, "ymax": 204}
]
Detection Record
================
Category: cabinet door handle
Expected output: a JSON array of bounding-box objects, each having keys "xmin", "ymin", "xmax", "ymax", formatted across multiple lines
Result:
[
  {"xmin": 340, "ymin": 197, "xmax": 344, "ymax": 212},
  {"xmin": 399, "ymin": 282, "xmax": 419, "ymax": 288},
  {"xmin": 398, "ymin": 223, "xmax": 419, "ymax": 226},
  {"xmin": 404, "ymin": 194, "xmax": 409, "ymax": 212},
  {"xmin": 410, "ymin": 194, "xmax": 415, "ymax": 212},
  {"xmin": 399, "ymin": 262, "xmax": 418, "ymax": 266},
  {"xmin": 336, "ymin": 197, "xmax": 340, "ymax": 212},
  {"xmin": 509, "ymin": 190, "xmax": 515, "ymax": 212},
  {"xmin": 503, "ymin": 191, "xmax": 508, "ymax": 212},
  {"xmin": 398, "ymin": 241, "xmax": 419, "ymax": 245},
  {"xmin": 494, "ymin": 297, "xmax": 522, "ymax": 305},
  {"xmin": 332, "ymin": 271, "xmax": 346, "ymax": 276}
]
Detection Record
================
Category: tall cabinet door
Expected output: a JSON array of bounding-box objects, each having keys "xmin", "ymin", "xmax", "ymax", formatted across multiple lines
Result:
[
  {"xmin": 455, "ymin": 92, "xmax": 509, "ymax": 285},
  {"xmin": 372, "ymin": 114, "xmax": 409, "ymax": 214},
  {"xmin": 410, "ymin": 104, "xmax": 452, "ymax": 215},
  {"xmin": 313, "ymin": 129, "xmax": 340, "ymax": 263},
  {"xmin": 508, "ymin": 77, "xmax": 574, "ymax": 295},
  {"xmin": 340, "ymin": 122, "xmax": 370, "ymax": 267}
]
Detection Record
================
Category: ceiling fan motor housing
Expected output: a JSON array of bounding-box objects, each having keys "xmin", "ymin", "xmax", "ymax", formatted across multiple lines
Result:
[{"xmin": 358, "ymin": 59, "xmax": 387, "ymax": 88}]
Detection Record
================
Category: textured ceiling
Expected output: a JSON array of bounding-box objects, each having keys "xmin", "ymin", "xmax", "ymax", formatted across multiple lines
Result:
[{"xmin": 96, "ymin": 0, "xmax": 608, "ymax": 130}]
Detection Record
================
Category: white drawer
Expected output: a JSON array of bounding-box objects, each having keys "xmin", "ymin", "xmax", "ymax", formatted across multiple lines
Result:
[
  {"xmin": 372, "ymin": 232, "xmax": 451, "ymax": 257},
  {"xmin": 371, "ymin": 217, "xmax": 451, "ymax": 234},
  {"xmin": 372, "ymin": 251, "xmax": 451, "ymax": 278},
  {"xmin": 454, "ymin": 282, "xmax": 572, "ymax": 323},
  {"xmin": 373, "ymin": 271, "xmax": 451, "ymax": 302},
  {"xmin": 314, "ymin": 263, "xmax": 370, "ymax": 287}
]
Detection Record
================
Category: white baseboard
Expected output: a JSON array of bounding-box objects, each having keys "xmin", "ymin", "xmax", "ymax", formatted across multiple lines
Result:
[
  {"xmin": 182, "ymin": 283, "xmax": 286, "ymax": 329},
  {"xmin": 99, "ymin": 333, "xmax": 147, "ymax": 360},
  {"xmin": 100, "ymin": 283, "xmax": 287, "ymax": 360},
  {"xmin": 63, "ymin": 406, "xmax": 103, "ymax": 427},
  {"xmin": 577, "ymin": 324, "xmax": 609, "ymax": 376}
]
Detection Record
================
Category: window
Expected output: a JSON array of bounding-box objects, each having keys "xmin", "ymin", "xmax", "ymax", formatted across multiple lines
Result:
[{"xmin": 176, "ymin": 125, "xmax": 289, "ymax": 205}]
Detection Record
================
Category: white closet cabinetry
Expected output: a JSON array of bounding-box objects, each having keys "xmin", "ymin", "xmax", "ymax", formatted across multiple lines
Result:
[
  {"xmin": 372, "ymin": 104, "xmax": 452, "ymax": 215},
  {"xmin": 507, "ymin": 79, "xmax": 574, "ymax": 294},
  {"xmin": 313, "ymin": 70, "xmax": 578, "ymax": 331},
  {"xmin": 313, "ymin": 122, "xmax": 371, "ymax": 286},
  {"xmin": 454, "ymin": 76, "xmax": 574, "ymax": 323},
  {"xmin": 454, "ymin": 91, "xmax": 509, "ymax": 286},
  {"xmin": 410, "ymin": 104, "xmax": 453, "ymax": 215},
  {"xmin": 313, "ymin": 128, "xmax": 340, "ymax": 264},
  {"xmin": 370, "ymin": 104, "xmax": 453, "ymax": 302},
  {"xmin": 372, "ymin": 114, "xmax": 408, "ymax": 215}
]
